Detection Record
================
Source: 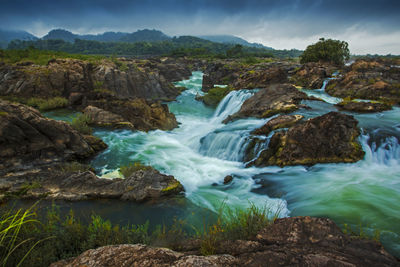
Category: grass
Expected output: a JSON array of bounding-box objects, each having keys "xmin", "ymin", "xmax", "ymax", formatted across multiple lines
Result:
[
  {"xmin": 119, "ymin": 162, "xmax": 153, "ymax": 178},
  {"xmin": 197, "ymin": 86, "xmax": 233, "ymax": 107},
  {"xmin": 70, "ymin": 114, "xmax": 93, "ymax": 135},
  {"xmin": 26, "ymin": 97, "xmax": 68, "ymax": 111}
]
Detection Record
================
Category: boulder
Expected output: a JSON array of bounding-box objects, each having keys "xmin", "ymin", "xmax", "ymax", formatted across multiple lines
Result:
[
  {"xmin": 290, "ymin": 62, "xmax": 335, "ymax": 89},
  {"xmin": 251, "ymin": 114, "xmax": 304, "ymax": 136},
  {"xmin": 223, "ymin": 175, "xmax": 233, "ymax": 184},
  {"xmin": 224, "ymin": 84, "xmax": 309, "ymax": 123},
  {"xmin": 83, "ymin": 105, "xmax": 134, "ymax": 129},
  {"xmin": 0, "ymin": 100, "xmax": 103, "ymax": 173},
  {"xmin": 251, "ymin": 112, "xmax": 365, "ymax": 167},
  {"xmin": 231, "ymin": 67, "xmax": 288, "ymax": 90},
  {"xmin": 335, "ymin": 101, "xmax": 392, "ymax": 113}
]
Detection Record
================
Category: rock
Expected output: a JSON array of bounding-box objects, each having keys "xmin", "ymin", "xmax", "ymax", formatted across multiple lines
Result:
[
  {"xmin": 252, "ymin": 114, "xmax": 304, "ymax": 136},
  {"xmin": 223, "ymin": 175, "xmax": 233, "ymax": 184},
  {"xmin": 202, "ymin": 62, "xmax": 240, "ymax": 92},
  {"xmin": 251, "ymin": 112, "xmax": 365, "ymax": 167},
  {"xmin": 51, "ymin": 217, "xmax": 400, "ymax": 267},
  {"xmin": 0, "ymin": 100, "xmax": 103, "ymax": 173},
  {"xmin": 82, "ymin": 135, "xmax": 108, "ymax": 153},
  {"xmin": 50, "ymin": 244, "xmax": 236, "ymax": 267},
  {"xmin": 290, "ymin": 62, "xmax": 335, "ymax": 89},
  {"xmin": 224, "ymin": 84, "xmax": 309, "ymax": 123},
  {"xmin": 83, "ymin": 105, "xmax": 134, "ymax": 129},
  {"xmin": 0, "ymin": 167, "xmax": 184, "ymax": 202},
  {"xmin": 326, "ymin": 59, "xmax": 400, "ymax": 104},
  {"xmin": 335, "ymin": 101, "xmax": 392, "ymax": 113},
  {"xmin": 88, "ymin": 98, "xmax": 178, "ymax": 132},
  {"xmin": 231, "ymin": 67, "xmax": 288, "ymax": 90}
]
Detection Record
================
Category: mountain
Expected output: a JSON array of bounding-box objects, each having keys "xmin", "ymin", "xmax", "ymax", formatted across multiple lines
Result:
[
  {"xmin": 0, "ymin": 29, "xmax": 38, "ymax": 48},
  {"xmin": 42, "ymin": 29, "xmax": 170, "ymax": 43},
  {"xmin": 199, "ymin": 35, "xmax": 273, "ymax": 49}
]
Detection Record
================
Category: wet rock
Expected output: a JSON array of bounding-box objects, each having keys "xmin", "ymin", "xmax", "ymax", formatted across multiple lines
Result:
[
  {"xmin": 252, "ymin": 114, "xmax": 304, "ymax": 136},
  {"xmin": 290, "ymin": 62, "xmax": 335, "ymax": 89},
  {"xmin": 251, "ymin": 112, "xmax": 365, "ymax": 167},
  {"xmin": 83, "ymin": 105, "xmax": 134, "ymax": 129},
  {"xmin": 223, "ymin": 84, "xmax": 309, "ymax": 123},
  {"xmin": 223, "ymin": 175, "xmax": 233, "ymax": 184},
  {"xmin": 335, "ymin": 101, "xmax": 392, "ymax": 113},
  {"xmin": 0, "ymin": 167, "xmax": 184, "ymax": 202},
  {"xmin": 51, "ymin": 217, "xmax": 400, "ymax": 267},
  {"xmin": 0, "ymin": 100, "xmax": 103, "ymax": 173},
  {"xmin": 326, "ymin": 59, "xmax": 400, "ymax": 104}
]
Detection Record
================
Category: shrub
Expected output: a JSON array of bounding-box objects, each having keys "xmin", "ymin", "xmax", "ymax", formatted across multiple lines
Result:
[
  {"xmin": 300, "ymin": 38, "xmax": 350, "ymax": 66},
  {"xmin": 70, "ymin": 114, "xmax": 93, "ymax": 135},
  {"xmin": 197, "ymin": 86, "xmax": 233, "ymax": 107},
  {"xmin": 26, "ymin": 97, "xmax": 68, "ymax": 111},
  {"xmin": 119, "ymin": 162, "xmax": 153, "ymax": 178}
]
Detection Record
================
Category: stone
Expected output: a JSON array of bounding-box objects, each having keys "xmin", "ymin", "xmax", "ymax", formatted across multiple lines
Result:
[{"xmin": 252, "ymin": 114, "xmax": 304, "ymax": 136}]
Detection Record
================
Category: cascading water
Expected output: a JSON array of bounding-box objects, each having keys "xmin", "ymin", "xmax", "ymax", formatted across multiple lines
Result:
[{"xmin": 46, "ymin": 71, "xmax": 400, "ymax": 257}]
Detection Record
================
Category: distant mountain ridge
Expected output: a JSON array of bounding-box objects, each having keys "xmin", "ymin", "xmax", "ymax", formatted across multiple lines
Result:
[
  {"xmin": 0, "ymin": 29, "xmax": 37, "ymax": 48},
  {"xmin": 199, "ymin": 35, "xmax": 273, "ymax": 50}
]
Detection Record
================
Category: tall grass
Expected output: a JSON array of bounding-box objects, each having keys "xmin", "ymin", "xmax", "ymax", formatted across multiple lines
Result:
[{"xmin": 70, "ymin": 114, "xmax": 93, "ymax": 135}]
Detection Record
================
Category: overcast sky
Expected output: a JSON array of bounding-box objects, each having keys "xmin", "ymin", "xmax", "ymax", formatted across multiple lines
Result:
[{"xmin": 1, "ymin": 0, "xmax": 399, "ymax": 54}]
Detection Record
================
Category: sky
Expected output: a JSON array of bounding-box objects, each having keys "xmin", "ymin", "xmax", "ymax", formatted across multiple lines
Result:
[{"xmin": 1, "ymin": 0, "xmax": 399, "ymax": 54}]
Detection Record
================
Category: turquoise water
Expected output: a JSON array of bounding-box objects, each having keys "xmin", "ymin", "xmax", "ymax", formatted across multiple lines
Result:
[{"xmin": 46, "ymin": 71, "xmax": 400, "ymax": 256}]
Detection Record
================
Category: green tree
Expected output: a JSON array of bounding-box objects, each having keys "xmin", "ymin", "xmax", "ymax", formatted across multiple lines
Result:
[{"xmin": 300, "ymin": 38, "xmax": 350, "ymax": 65}]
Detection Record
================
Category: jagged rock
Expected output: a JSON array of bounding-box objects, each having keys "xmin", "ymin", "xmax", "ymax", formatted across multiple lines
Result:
[
  {"xmin": 223, "ymin": 84, "xmax": 309, "ymax": 123},
  {"xmin": 335, "ymin": 101, "xmax": 392, "ymax": 113},
  {"xmin": 0, "ymin": 167, "xmax": 184, "ymax": 202},
  {"xmin": 251, "ymin": 112, "xmax": 365, "ymax": 167},
  {"xmin": 326, "ymin": 59, "xmax": 400, "ymax": 103},
  {"xmin": 83, "ymin": 105, "xmax": 134, "ymax": 129},
  {"xmin": 88, "ymin": 98, "xmax": 178, "ymax": 131},
  {"xmin": 51, "ymin": 217, "xmax": 400, "ymax": 267},
  {"xmin": 0, "ymin": 100, "xmax": 104, "ymax": 173},
  {"xmin": 290, "ymin": 62, "xmax": 335, "ymax": 89},
  {"xmin": 231, "ymin": 67, "xmax": 287, "ymax": 89},
  {"xmin": 252, "ymin": 114, "xmax": 304, "ymax": 136}
]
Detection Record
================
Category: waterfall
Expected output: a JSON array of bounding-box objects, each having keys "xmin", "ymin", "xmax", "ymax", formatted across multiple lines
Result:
[{"xmin": 212, "ymin": 90, "xmax": 254, "ymax": 122}]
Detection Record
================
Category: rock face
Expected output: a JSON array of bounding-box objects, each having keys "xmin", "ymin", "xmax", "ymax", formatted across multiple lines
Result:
[
  {"xmin": 290, "ymin": 62, "xmax": 335, "ymax": 89},
  {"xmin": 335, "ymin": 101, "xmax": 392, "ymax": 113},
  {"xmin": 224, "ymin": 84, "xmax": 309, "ymax": 123},
  {"xmin": 252, "ymin": 114, "xmax": 304, "ymax": 136},
  {"xmin": 83, "ymin": 105, "xmax": 135, "ymax": 129},
  {"xmin": 326, "ymin": 59, "xmax": 400, "ymax": 103},
  {"xmin": 0, "ymin": 58, "xmax": 191, "ymax": 101},
  {"xmin": 0, "ymin": 100, "xmax": 103, "ymax": 173},
  {"xmin": 87, "ymin": 98, "xmax": 178, "ymax": 131},
  {"xmin": 51, "ymin": 216, "xmax": 399, "ymax": 267},
  {"xmin": 0, "ymin": 168, "xmax": 184, "ymax": 202},
  {"xmin": 231, "ymin": 67, "xmax": 288, "ymax": 90},
  {"xmin": 202, "ymin": 62, "xmax": 240, "ymax": 92},
  {"xmin": 252, "ymin": 112, "xmax": 365, "ymax": 167}
]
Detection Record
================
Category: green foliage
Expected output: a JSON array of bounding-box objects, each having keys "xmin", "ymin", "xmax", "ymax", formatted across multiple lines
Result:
[
  {"xmin": 300, "ymin": 38, "xmax": 350, "ymax": 65},
  {"xmin": 70, "ymin": 114, "xmax": 93, "ymax": 135},
  {"xmin": 26, "ymin": 97, "xmax": 68, "ymax": 111},
  {"xmin": 119, "ymin": 162, "xmax": 153, "ymax": 178},
  {"xmin": 342, "ymin": 223, "xmax": 381, "ymax": 242},
  {"xmin": 197, "ymin": 86, "xmax": 233, "ymax": 107}
]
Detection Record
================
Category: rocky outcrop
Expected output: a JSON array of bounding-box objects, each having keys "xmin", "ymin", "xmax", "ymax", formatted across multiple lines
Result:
[
  {"xmin": 82, "ymin": 105, "xmax": 134, "ymax": 129},
  {"xmin": 0, "ymin": 100, "xmax": 105, "ymax": 173},
  {"xmin": 252, "ymin": 114, "xmax": 304, "ymax": 136},
  {"xmin": 87, "ymin": 98, "xmax": 178, "ymax": 131},
  {"xmin": 0, "ymin": 167, "xmax": 184, "ymax": 202},
  {"xmin": 0, "ymin": 58, "xmax": 191, "ymax": 102},
  {"xmin": 202, "ymin": 62, "xmax": 241, "ymax": 92},
  {"xmin": 290, "ymin": 62, "xmax": 336, "ymax": 89},
  {"xmin": 335, "ymin": 101, "xmax": 392, "ymax": 113},
  {"xmin": 326, "ymin": 59, "xmax": 400, "ymax": 103},
  {"xmin": 224, "ymin": 84, "xmax": 309, "ymax": 123},
  {"xmin": 51, "ymin": 216, "xmax": 399, "ymax": 267},
  {"xmin": 251, "ymin": 112, "xmax": 365, "ymax": 167},
  {"xmin": 231, "ymin": 67, "xmax": 288, "ymax": 90}
]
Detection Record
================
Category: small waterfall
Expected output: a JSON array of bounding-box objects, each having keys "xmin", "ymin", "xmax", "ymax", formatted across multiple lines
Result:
[
  {"xmin": 362, "ymin": 134, "xmax": 400, "ymax": 166},
  {"xmin": 213, "ymin": 90, "xmax": 254, "ymax": 121}
]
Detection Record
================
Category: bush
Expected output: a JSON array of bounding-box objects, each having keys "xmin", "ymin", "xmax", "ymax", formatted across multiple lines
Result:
[
  {"xmin": 26, "ymin": 97, "xmax": 68, "ymax": 111},
  {"xmin": 300, "ymin": 38, "xmax": 350, "ymax": 65},
  {"xmin": 197, "ymin": 86, "xmax": 233, "ymax": 107},
  {"xmin": 70, "ymin": 114, "xmax": 93, "ymax": 135},
  {"xmin": 119, "ymin": 162, "xmax": 153, "ymax": 178}
]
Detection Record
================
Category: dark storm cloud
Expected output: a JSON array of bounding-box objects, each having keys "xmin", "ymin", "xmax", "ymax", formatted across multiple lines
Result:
[{"xmin": 0, "ymin": 0, "xmax": 399, "ymax": 53}]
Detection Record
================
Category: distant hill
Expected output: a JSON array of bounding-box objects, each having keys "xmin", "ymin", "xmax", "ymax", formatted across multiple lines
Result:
[
  {"xmin": 0, "ymin": 29, "xmax": 37, "ymax": 48},
  {"xmin": 199, "ymin": 35, "xmax": 273, "ymax": 49},
  {"xmin": 42, "ymin": 29, "xmax": 170, "ymax": 43}
]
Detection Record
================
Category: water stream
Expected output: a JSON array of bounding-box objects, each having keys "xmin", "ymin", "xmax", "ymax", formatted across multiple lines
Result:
[{"xmin": 46, "ymin": 71, "xmax": 400, "ymax": 256}]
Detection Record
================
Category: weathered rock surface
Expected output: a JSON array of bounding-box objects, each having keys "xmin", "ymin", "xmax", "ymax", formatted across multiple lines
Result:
[
  {"xmin": 290, "ymin": 62, "xmax": 336, "ymax": 89},
  {"xmin": 326, "ymin": 59, "xmax": 400, "ymax": 103},
  {"xmin": 51, "ymin": 217, "xmax": 399, "ymax": 267},
  {"xmin": 0, "ymin": 167, "xmax": 184, "ymax": 202},
  {"xmin": 251, "ymin": 112, "xmax": 365, "ymax": 167},
  {"xmin": 0, "ymin": 100, "xmax": 104, "ymax": 173},
  {"xmin": 335, "ymin": 101, "xmax": 392, "ymax": 113},
  {"xmin": 231, "ymin": 67, "xmax": 288, "ymax": 90},
  {"xmin": 83, "ymin": 105, "xmax": 134, "ymax": 129},
  {"xmin": 252, "ymin": 114, "xmax": 304, "ymax": 136},
  {"xmin": 224, "ymin": 84, "xmax": 309, "ymax": 123}
]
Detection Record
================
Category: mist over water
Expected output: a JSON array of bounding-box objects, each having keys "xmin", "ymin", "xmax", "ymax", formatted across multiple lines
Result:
[{"xmin": 88, "ymin": 71, "xmax": 400, "ymax": 256}]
